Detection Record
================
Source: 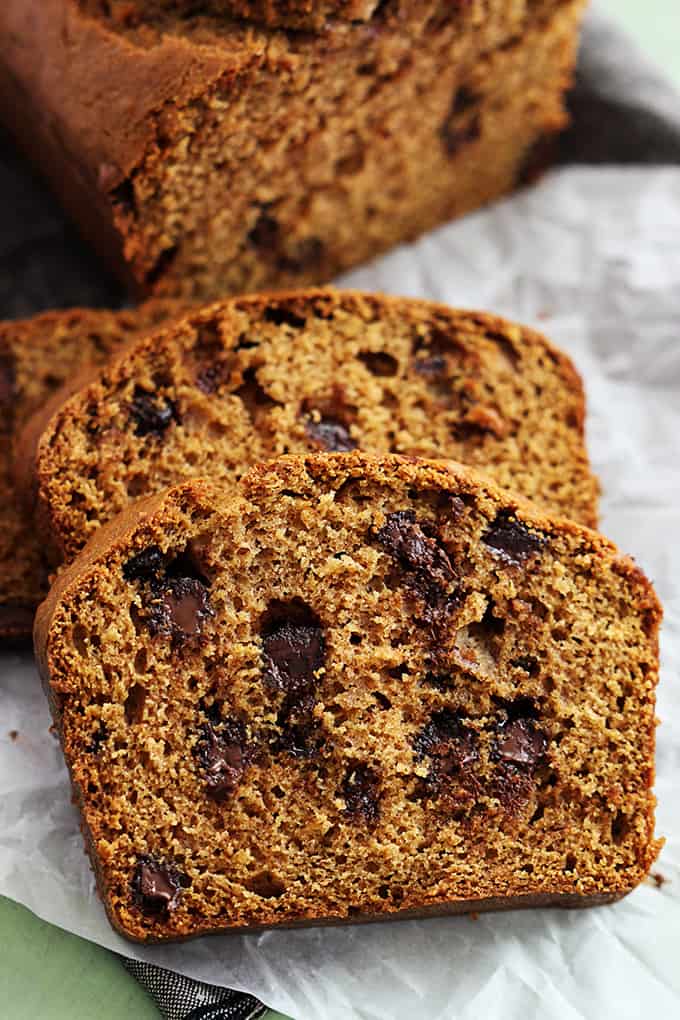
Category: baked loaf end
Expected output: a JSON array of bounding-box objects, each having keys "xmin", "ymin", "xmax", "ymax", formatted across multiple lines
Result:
[
  {"xmin": 26, "ymin": 289, "xmax": 599, "ymax": 565},
  {"xmin": 0, "ymin": 300, "xmax": 184, "ymax": 639},
  {"xmin": 0, "ymin": 1, "xmax": 585, "ymax": 299},
  {"xmin": 35, "ymin": 452, "xmax": 662, "ymax": 943}
]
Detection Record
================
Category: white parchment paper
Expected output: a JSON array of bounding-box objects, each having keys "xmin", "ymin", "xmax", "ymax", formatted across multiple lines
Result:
[{"xmin": 1, "ymin": 167, "xmax": 679, "ymax": 1019}]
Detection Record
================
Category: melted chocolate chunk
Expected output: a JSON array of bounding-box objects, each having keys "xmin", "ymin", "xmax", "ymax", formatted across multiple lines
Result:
[
  {"xmin": 414, "ymin": 710, "xmax": 479, "ymax": 802},
  {"xmin": 493, "ymin": 717, "xmax": 548, "ymax": 770},
  {"xmin": 482, "ymin": 510, "xmax": 546, "ymax": 565},
  {"xmin": 149, "ymin": 578, "xmax": 212, "ymax": 639},
  {"xmin": 341, "ymin": 762, "xmax": 381, "ymax": 824},
  {"xmin": 123, "ymin": 545, "xmax": 164, "ymax": 584},
  {"xmin": 376, "ymin": 510, "xmax": 457, "ymax": 614},
  {"xmin": 130, "ymin": 385, "xmax": 178, "ymax": 438},
  {"xmin": 262, "ymin": 615, "xmax": 325, "ymax": 692},
  {"xmin": 196, "ymin": 721, "xmax": 247, "ymax": 800},
  {"xmin": 305, "ymin": 416, "xmax": 357, "ymax": 452},
  {"xmin": 262, "ymin": 603, "xmax": 325, "ymax": 758},
  {"xmin": 131, "ymin": 856, "xmax": 185, "ymax": 915}
]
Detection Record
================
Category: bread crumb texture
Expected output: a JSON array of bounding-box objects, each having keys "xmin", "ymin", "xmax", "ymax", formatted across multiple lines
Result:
[{"xmin": 36, "ymin": 453, "xmax": 661, "ymax": 942}]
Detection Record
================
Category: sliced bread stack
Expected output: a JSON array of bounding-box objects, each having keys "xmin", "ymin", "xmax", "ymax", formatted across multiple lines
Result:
[{"xmin": 0, "ymin": 288, "xmax": 661, "ymax": 942}]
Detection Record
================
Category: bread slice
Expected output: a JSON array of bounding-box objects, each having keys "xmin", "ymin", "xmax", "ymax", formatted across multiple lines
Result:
[
  {"xmin": 35, "ymin": 452, "xmax": 661, "ymax": 943},
  {"xmin": 0, "ymin": 299, "xmax": 184, "ymax": 638},
  {"xmin": 24, "ymin": 289, "xmax": 599, "ymax": 570}
]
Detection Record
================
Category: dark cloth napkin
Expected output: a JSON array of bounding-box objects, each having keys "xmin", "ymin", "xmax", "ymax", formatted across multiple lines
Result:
[{"xmin": 1, "ymin": 10, "xmax": 679, "ymax": 1020}]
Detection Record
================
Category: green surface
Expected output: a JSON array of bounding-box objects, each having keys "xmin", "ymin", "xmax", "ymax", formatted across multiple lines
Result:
[
  {"xmin": 600, "ymin": 0, "xmax": 680, "ymax": 86},
  {"xmin": 1, "ymin": 4, "xmax": 679, "ymax": 1019},
  {"xmin": 0, "ymin": 897, "xmax": 288, "ymax": 1020}
]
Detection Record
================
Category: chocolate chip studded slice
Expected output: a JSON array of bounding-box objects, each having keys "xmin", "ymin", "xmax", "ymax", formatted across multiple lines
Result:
[
  {"xmin": 36, "ymin": 453, "xmax": 661, "ymax": 942},
  {"xmin": 131, "ymin": 856, "xmax": 186, "ymax": 915},
  {"xmin": 25, "ymin": 291, "xmax": 600, "ymax": 568}
]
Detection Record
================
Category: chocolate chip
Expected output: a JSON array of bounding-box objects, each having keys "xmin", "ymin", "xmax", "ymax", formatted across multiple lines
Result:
[
  {"xmin": 123, "ymin": 545, "xmax": 164, "ymax": 584},
  {"xmin": 262, "ymin": 615, "xmax": 325, "ymax": 693},
  {"xmin": 130, "ymin": 385, "xmax": 178, "ymax": 438},
  {"xmin": 452, "ymin": 85, "xmax": 480, "ymax": 116},
  {"xmin": 131, "ymin": 856, "xmax": 185, "ymax": 915},
  {"xmin": 493, "ymin": 717, "xmax": 548, "ymax": 770},
  {"xmin": 305, "ymin": 416, "xmax": 357, "ymax": 452},
  {"xmin": 149, "ymin": 578, "xmax": 212, "ymax": 639},
  {"xmin": 248, "ymin": 212, "xmax": 280, "ymax": 250},
  {"xmin": 262, "ymin": 602, "xmax": 325, "ymax": 758},
  {"xmin": 414, "ymin": 710, "xmax": 478, "ymax": 770},
  {"xmin": 196, "ymin": 721, "xmax": 247, "ymax": 800},
  {"xmin": 482, "ymin": 510, "xmax": 546, "ymax": 565},
  {"xmin": 413, "ymin": 710, "xmax": 479, "ymax": 800},
  {"xmin": 263, "ymin": 306, "xmax": 307, "ymax": 329},
  {"xmin": 358, "ymin": 351, "xmax": 399, "ymax": 377},
  {"xmin": 341, "ymin": 762, "xmax": 381, "ymax": 824},
  {"xmin": 376, "ymin": 510, "xmax": 457, "ymax": 614}
]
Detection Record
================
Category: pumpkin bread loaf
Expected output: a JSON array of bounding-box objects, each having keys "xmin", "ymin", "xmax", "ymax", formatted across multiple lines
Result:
[
  {"xmin": 0, "ymin": 299, "xmax": 184, "ymax": 639},
  {"xmin": 34, "ymin": 452, "xmax": 661, "ymax": 942},
  {"xmin": 0, "ymin": 1, "xmax": 586, "ymax": 299},
  {"xmin": 23, "ymin": 290, "xmax": 599, "ymax": 566}
]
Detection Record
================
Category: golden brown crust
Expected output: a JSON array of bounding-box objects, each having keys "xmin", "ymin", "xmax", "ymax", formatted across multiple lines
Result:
[
  {"xmin": 24, "ymin": 289, "xmax": 600, "ymax": 570},
  {"xmin": 36, "ymin": 453, "xmax": 661, "ymax": 943}
]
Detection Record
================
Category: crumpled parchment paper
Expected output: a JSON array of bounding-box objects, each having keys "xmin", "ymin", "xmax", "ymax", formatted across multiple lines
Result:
[{"xmin": 0, "ymin": 165, "xmax": 678, "ymax": 1019}]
